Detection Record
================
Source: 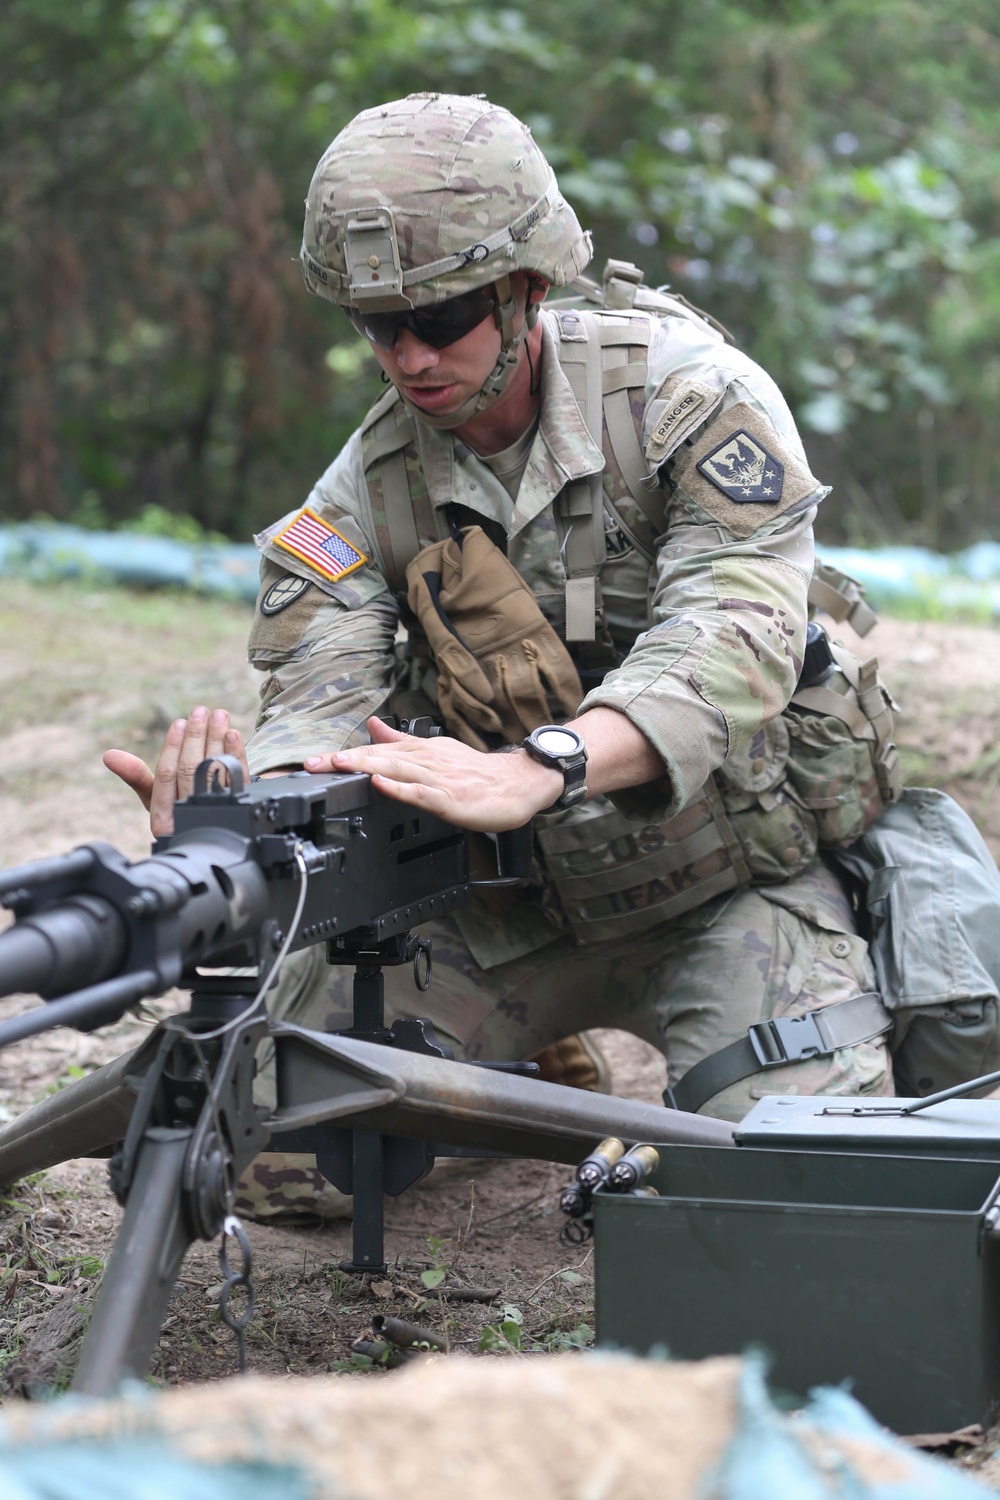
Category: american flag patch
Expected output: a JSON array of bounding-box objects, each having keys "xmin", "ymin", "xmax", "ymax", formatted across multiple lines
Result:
[{"xmin": 273, "ymin": 507, "xmax": 367, "ymax": 582}]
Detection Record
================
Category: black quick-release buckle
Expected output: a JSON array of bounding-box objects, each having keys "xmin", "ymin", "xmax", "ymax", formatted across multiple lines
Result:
[{"xmin": 747, "ymin": 1012, "xmax": 826, "ymax": 1069}]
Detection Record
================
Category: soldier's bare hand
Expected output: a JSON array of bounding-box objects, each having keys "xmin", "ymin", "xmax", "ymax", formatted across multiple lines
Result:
[
  {"xmin": 304, "ymin": 717, "xmax": 562, "ymax": 832},
  {"xmin": 104, "ymin": 707, "xmax": 249, "ymax": 837}
]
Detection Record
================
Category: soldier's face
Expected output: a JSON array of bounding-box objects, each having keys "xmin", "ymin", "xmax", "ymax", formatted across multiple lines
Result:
[{"xmin": 367, "ymin": 277, "xmax": 529, "ymax": 418}]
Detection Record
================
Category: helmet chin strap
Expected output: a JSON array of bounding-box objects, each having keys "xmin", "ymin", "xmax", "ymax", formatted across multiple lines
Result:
[{"xmin": 397, "ymin": 274, "xmax": 533, "ymax": 432}]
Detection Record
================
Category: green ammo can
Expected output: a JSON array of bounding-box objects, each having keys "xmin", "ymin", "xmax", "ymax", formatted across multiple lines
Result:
[{"xmin": 593, "ymin": 1096, "xmax": 1000, "ymax": 1434}]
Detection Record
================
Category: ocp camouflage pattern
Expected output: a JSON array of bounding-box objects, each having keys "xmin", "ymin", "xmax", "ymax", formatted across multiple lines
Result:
[{"xmin": 300, "ymin": 93, "xmax": 592, "ymax": 307}]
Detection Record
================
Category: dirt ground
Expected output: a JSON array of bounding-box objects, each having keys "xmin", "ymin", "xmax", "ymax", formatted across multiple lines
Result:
[{"xmin": 2, "ymin": 576, "xmax": 1000, "ymax": 1481}]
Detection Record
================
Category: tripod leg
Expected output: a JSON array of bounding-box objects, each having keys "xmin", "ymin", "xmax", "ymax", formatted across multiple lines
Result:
[
  {"xmin": 339, "ymin": 1129, "xmax": 386, "ymax": 1275},
  {"xmin": 0, "ymin": 1035, "xmax": 158, "ymax": 1184},
  {"xmin": 72, "ymin": 1126, "xmax": 194, "ymax": 1396}
]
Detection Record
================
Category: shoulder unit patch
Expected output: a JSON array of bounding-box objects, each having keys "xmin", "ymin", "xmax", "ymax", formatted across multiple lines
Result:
[
  {"xmin": 697, "ymin": 430, "xmax": 785, "ymax": 504},
  {"xmin": 273, "ymin": 507, "xmax": 367, "ymax": 583},
  {"xmin": 671, "ymin": 400, "xmax": 826, "ymax": 538}
]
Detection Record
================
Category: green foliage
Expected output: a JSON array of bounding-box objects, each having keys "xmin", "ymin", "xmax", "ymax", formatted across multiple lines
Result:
[
  {"xmin": 539, "ymin": 1322, "xmax": 594, "ymax": 1353},
  {"xmin": 45, "ymin": 1063, "xmax": 89, "ymax": 1095},
  {"xmin": 2, "ymin": 0, "xmax": 999, "ymax": 546},
  {"xmin": 478, "ymin": 1303, "xmax": 525, "ymax": 1353},
  {"xmin": 478, "ymin": 1302, "xmax": 595, "ymax": 1354},
  {"xmin": 419, "ymin": 1232, "xmax": 452, "ymax": 1291}
]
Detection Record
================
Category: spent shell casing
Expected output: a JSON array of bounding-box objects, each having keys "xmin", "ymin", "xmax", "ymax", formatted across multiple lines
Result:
[
  {"xmin": 609, "ymin": 1143, "xmax": 660, "ymax": 1190},
  {"xmin": 576, "ymin": 1136, "xmax": 625, "ymax": 1189},
  {"xmin": 371, "ymin": 1314, "xmax": 449, "ymax": 1353},
  {"xmin": 629, "ymin": 1185, "xmax": 660, "ymax": 1198}
]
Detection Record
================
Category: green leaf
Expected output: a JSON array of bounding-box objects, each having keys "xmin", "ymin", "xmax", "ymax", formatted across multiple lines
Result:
[
  {"xmin": 420, "ymin": 1266, "xmax": 446, "ymax": 1290},
  {"xmin": 500, "ymin": 1319, "xmax": 523, "ymax": 1350}
]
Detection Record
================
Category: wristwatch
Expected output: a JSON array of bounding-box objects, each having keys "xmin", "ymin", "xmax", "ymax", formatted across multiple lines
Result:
[{"xmin": 522, "ymin": 725, "xmax": 589, "ymax": 811}]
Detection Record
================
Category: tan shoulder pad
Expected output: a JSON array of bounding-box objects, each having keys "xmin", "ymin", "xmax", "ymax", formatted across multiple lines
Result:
[{"xmin": 671, "ymin": 401, "xmax": 824, "ymax": 538}]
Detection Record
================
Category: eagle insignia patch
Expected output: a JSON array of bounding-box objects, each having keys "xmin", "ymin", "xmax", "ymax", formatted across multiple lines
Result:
[
  {"xmin": 696, "ymin": 431, "xmax": 785, "ymax": 504},
  {"xmin": 273, "ymin": 507, "xmax": 367, "ymax": 581}
]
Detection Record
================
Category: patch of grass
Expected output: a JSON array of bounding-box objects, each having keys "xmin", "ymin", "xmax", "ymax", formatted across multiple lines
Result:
[{"xmin": 0, "ymin": 577, "xmax": 257, "ymax": 733}]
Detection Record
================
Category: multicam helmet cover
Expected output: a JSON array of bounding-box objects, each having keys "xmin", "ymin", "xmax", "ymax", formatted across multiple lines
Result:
[
  {"xmin": 301, "ymin": 94, "xmax": 592, "ymax": 427},
  {"xmin": 301, "ymin": 92, "xmax": 592, "ymax": 311}
]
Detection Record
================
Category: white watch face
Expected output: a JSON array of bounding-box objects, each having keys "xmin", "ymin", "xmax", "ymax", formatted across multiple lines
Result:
[{"xmin": 534, "ymin": 727, "xmax": 581, "ymax": 757}]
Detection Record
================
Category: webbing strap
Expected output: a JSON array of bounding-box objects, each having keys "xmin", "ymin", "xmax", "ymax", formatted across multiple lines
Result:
[
  {"xmin": 808, "ymin": 562, "xmax": 878, "ymax": 637},
  {"xmin": 702, "ymin": 776, "xmax": 754, "ymax": 888},
  {"xmin": 381, "ymin": 451, "xmax": 422, "ymax": 590},
  {"xmin": 602, "ymin": 363, "xmax": 648, "ymax": 394},
  {"xmin": 790, "ymin": 681, "xmax": 873, "ymax": 739},
  {"xmin": 555, "ymin": 310, "xmax": 608, "ymax": 643},
  {"xmin": 361, "ymin": 397, "xmax": 442, "ymax": 595},
  {"xmin": 666, "ymin": 991, "xmax": 892, "ymax": 1114},
  {"xmin": 597, "ymin": 320, "xmax": 670, "ymax": 547}
]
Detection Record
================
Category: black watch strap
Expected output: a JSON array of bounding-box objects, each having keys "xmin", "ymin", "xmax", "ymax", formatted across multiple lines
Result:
[{"xmin": 522, "ymin": 725, "xmax": 588, "ymax": 812}]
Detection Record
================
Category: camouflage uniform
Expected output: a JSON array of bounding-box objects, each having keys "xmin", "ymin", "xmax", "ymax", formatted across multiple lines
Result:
[
  {"xmin": 230, "ymin": 92, "xmax": 896, "ymax": 1224},
  {"xmin": 244, "ymin": 300, "xmax": 891, "ymax": 1124}
]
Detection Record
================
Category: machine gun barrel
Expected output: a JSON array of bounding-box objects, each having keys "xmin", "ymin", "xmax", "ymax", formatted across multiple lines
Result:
[
  {"xmin": 0, "ymin": 830, "xmax": 271, "ymax": 1034},
  {"xmin": 0, "ymin": 896, "xmax": 128, "ymax": 1003}
]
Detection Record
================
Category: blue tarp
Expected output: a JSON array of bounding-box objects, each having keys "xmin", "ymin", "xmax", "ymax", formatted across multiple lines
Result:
[
  {"xmin": 0, "ymin": 1440, "xmax": 310, "ymax": 1500},
  {"xmin": 709, "ymin": 1358, "xmax": 983, "ymax": 1499},
  {"xmin": 815, "ymin": 543, "xmax": 1000, "ymax": 617},
  {"xmin": 5, "ymin": 524, "xmax": 1000, "ymax": 619},
  {"xmin": 0, "ymin": 524, "xmax": 261, "ymax": 604}
]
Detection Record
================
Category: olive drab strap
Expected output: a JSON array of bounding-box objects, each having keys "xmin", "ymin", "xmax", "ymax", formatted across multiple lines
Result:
[
  {"xmin": 554, "ymin": 304, "xmax": 668, "ymax": 552},
  {"xmin": 666, "ymin": 990, "xmax": 892, "ymax": 1114},
  {"xmin": 808, "ymin": 560, "xmax": 878, "ymax": 638},
  {"xmin": 551, "ymin": 309, "xmax": 608, "ymax": 644},
  {"xmin": 596, "ymin": 316, "xmax": 668, "ymax": 539},
  {"xmin": 359, "ymin": 389, "xmax": 441, "ymax": 592}
]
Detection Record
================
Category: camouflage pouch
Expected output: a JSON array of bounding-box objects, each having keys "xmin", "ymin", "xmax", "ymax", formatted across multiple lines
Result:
[
  {"xmin": 714, "ymin": 717, "xmax": 821, "ymax": 882},
  {"xmin": 783, "ymin": 640, "xmax": 901, "ymax": 849},
  {"xmin": 535, "ymin": 718, "xmax": 820, "ymax": 946},
  {"xmin": 534, "ymin": 793, "xmax": 746, "ymax": 947}
]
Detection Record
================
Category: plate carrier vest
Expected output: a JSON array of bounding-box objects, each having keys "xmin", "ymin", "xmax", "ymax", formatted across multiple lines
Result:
[{"xmin": 353, "ymin": 262, "xmax": 901, "ymax": 946}]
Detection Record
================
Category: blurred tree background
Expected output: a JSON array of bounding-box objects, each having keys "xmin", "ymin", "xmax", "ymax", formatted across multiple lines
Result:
[{"xmin": 2, "ymin": 0, "xmax": 997, "ymax": 547}]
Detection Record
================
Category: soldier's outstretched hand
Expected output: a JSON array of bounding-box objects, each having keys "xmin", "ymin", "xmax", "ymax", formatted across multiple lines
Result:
[
  {"xmin": 103, "ymin": 707, "xmax": 249, "ymax": 838},
  {"xmin": 304, "ymin": 716, "xmax": 564, "ymax": 833}
]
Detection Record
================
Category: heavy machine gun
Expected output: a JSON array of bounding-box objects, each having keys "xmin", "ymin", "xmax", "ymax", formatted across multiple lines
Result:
[{"xmin": 0, "ymin": 755, "xmax": 733, "ymax": 1396}]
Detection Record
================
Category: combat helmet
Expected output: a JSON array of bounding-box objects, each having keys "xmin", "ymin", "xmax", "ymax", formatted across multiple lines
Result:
[{"xmin": 301, "ymin": 92, "xmax": 592, "ymax": 427}]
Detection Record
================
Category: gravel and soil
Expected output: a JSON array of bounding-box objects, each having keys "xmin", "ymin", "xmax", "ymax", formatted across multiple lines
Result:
[{"xmin": 2, "ymin": 575, "xmax": 1000, "ymax": 1483}]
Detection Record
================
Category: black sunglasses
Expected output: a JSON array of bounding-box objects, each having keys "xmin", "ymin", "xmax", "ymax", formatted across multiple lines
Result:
[{"xmin": 343, "ymin": 285, "xmax": 497, "ymax": 352}]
